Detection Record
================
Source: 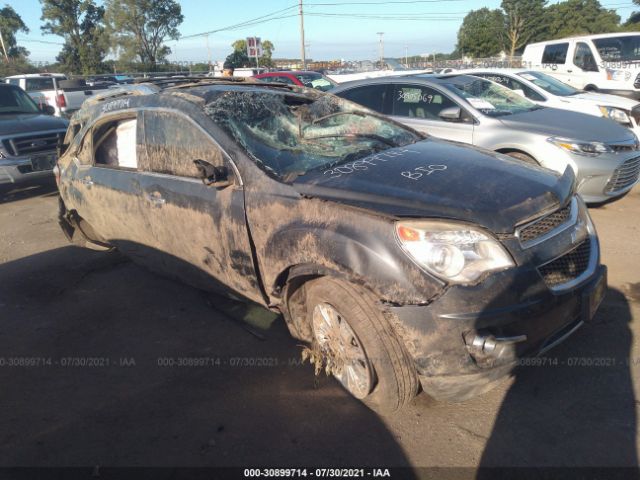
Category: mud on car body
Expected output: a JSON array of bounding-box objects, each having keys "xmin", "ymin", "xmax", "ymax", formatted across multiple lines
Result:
[{"xmin": 56, "ymin": 78, "xmax": 607, "ymax": 412}]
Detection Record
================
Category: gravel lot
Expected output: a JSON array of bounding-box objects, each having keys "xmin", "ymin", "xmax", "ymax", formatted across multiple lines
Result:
[{"xmin": 0, "ymin": 179, "xmax": 639, "ymax": 474}]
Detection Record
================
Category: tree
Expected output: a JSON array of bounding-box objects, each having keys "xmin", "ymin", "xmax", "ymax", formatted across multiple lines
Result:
[
  {"xmin": 40, "ymin": 0, "xmax": 108, "ymax": 74},
  {"xmin": 502, "ymin": 0, "xmax": 547, "ymax": 59},
  {"xmin": 104, "ymin": 0, "xmax": 183, "ymax": 70},
  {"xmin": 457, "ymin": 8, "xmax": 506, "ymax": 59},
  {"xmin": 624, "ymin": 0, "xmax": 640, "ymax": 28},
  {"xmin": 544, "ymin": 0, "xmax": 620, "ymax": 39},
  {"xmin": 0, "ymin": 6, "xmax": 29, "ymax": 60},
  {"xmin": 228, "ymin": 38, "xmax": 275, "ymax": 67}
]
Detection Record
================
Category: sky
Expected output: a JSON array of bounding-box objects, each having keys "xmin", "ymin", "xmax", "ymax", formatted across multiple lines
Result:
[{"xmin": 3, "ymin": 0, "xmax": 638, "ymax": 63}]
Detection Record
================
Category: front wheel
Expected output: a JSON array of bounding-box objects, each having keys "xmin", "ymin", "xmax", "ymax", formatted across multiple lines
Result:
[{"xmin": 304, "ymin": 278, "xmax": 419, "ymax": 413}]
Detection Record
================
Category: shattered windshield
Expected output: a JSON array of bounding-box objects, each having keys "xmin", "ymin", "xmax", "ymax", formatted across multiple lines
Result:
[
  {"xmin": 443, "ymin": 77, "xmax": 541, "ymax": 117},
  {"xmin": 204, "ymin": 90, "xmax": 422, "ymax": 180}
]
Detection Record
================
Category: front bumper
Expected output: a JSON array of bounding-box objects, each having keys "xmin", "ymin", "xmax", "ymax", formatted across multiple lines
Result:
[
  {"xmin": 389, "ymin": 264, "xmax": 606, "ymax": 402},
  {"xmin": 0, "ymin": 153, "xmax": 57, "ymax": 185}
]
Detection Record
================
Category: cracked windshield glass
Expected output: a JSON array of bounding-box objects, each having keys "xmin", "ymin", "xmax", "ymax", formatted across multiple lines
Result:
[{"xmin": 205, "ymin": 90, "xmax": 422, "ymax": 180}]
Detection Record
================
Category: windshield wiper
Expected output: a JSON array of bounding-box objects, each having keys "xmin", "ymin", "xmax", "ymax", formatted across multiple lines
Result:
[{"xmin": 303, "ymin": 133, "xmax": 399, "ymax": 148}]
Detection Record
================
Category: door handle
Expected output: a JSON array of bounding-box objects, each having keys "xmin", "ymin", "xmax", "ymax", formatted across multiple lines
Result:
[
  {"xmin": 145, "ymin": 192, "xmax": 166, "ymax": 206},
  {"xmin": 567, "ymin": 69, "xmax": 573, "ymax": 73}
]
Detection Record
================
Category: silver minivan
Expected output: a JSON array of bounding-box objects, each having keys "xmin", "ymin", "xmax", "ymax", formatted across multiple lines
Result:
[{"xmin": 333, "ymin": 74, "xmax": 640, "ymax": 203}]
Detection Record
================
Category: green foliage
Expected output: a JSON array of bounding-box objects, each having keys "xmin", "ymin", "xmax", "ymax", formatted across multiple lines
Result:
[
  {"xmin": 0, "ymin": 57, "xmax": 38, "ymax": 76},
  {"xmin": 502, "ymin": 0, "xmax": 547, "ymax": 57},
  {"xmin": 0, "ymin": 5, "xmax": 29, "ymax": 59},
  {"xmin": 545, "ymin": 0, "xmax": 621, "ymax": 38},
  {"xmin": 456, "ymin": 0, "xmax": 625, "ymax": 59},
  {"xmin": 227, "ymin": 38, "xmax": 275, "ymax": 68},
  {"xmin": 104, "ymin": 0, "xmax": 184, "ymax": 70},
  {"xmin": 40, "ymin": 0, "xmax": 108, "ymax": 75},
  {"xmin": 457, "ymin": 8, "xmax": 506, "ymax": 58}
]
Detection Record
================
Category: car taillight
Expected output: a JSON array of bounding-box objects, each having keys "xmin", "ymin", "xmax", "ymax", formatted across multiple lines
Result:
[{"xmin": 56, "ymin": 93, "xmax": 66, "ymax": 108}]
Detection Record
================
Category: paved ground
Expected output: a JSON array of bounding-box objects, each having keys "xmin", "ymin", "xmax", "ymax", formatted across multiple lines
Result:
[{"xmin": 0, "ymin": 179, "xmax": 639, "ymax": 474}]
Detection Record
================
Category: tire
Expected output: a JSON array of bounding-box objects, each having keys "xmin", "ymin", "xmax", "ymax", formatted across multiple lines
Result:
[
  {"xmin": 584, "ymin": 84, "xmax": 598, "ymax": 92},
  {"xmin": 303, "ymin": 277, "xmax": 418, "ymax": 413},
  {"xmin": 505, "ymin": 151, "xmax": 539, "ymax": 166}
]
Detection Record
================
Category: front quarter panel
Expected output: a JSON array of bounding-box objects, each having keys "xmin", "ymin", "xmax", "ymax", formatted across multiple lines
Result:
[{"xmin": 240, "ymin": 166, "xmax": 442, "ymax": 306}]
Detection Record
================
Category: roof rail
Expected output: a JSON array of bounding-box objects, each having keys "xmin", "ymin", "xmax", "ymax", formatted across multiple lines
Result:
[{"xmin": 132, "ymin": 76, "xmax": 251, "ymax": 88}]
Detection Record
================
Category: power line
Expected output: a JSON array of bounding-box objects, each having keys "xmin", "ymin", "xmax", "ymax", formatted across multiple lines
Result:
[{"xmin": 180, "ymin": 5, "xmax": 298, "ymax": 39}]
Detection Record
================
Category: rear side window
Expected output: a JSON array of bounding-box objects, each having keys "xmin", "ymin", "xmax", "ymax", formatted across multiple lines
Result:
[
  {"xmin": 542, "ymin": 43, "xmax": 569, "ymax": 64},
  {"xmin": 25, "ymin": 78, "xmax": 55, "ymax": 92},
  {"xmin": 264, "ymin": 75, "xmax": 296, "ymax": 85},
  {"xmin": 7, "ymin": 79, "xmax": 20, "ymax": 86},
  {"xmin": 93, "ymin": 118, "xmax": 139, "ymax": 169},
  {"xmin": 338, "ymin": 84, "xmax": 389, "ymax": 114},
  {"xmin": 141, "ymin": 111, "xmax": 223, "ymax": 178}
]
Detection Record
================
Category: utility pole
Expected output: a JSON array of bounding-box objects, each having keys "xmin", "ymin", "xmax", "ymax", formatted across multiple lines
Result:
[
  {"xmin": 205, "ymin": 34, "xmax": 212, "ymax": 73},
  {"xmin": 299, "ymin": 0, "xmax": 306, "ymax": 70},
  {"xmin": 0, "ymin": 24, "xmax": 9, "ymax": 63},
  {"xmin": 405, "ymin": 45, "xmax": 408, "ymax": 67},
  {"xmin": 376, "ymin": 32, "xmax": 384, "ymax": 69}
]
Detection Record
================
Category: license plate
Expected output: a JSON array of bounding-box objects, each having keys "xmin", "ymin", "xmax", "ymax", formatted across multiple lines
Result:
[
  {"xmin": 31, "ymin": 154, "xmax": 56, "ymax": 172},
  {"xmin": 584, "ymin": 269, "xmax": 607, "ymax": 321}
]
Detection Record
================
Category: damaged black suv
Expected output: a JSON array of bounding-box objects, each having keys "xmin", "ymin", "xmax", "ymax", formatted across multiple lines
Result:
[{"xmin": 56, "ymin": 78, "xmax": 607, "ymax": 412}]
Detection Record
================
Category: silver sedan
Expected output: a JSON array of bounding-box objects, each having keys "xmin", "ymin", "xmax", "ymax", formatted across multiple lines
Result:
[{"xmin": 332, "ymin": 74, "xmax": 640, "ymax": 203}]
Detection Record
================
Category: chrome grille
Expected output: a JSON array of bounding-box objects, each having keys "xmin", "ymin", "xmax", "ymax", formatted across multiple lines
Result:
[
  {"xmin": 518, "ymin": 203, "xmax": 572, "ymax": 244},
  {"xmin": 539, "ymin": 239, "xmax": 591, "ymax": 288},
  {"xmin": 3, "ymin": 132, "xmax": 63, "ymax": 156},
  {"xmin": 605, "ymin": 156, "xmax": 640, "ymax": 194}
]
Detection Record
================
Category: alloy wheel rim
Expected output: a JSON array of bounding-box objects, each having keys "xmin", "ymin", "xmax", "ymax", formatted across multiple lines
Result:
[{"xmin": 312, "ymin": 303, "xmax": 372, "ymax": 399}]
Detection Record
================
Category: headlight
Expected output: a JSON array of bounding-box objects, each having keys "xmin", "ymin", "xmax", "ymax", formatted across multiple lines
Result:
[
  {"xmin": 547, "ymin": 136, "xmax": 613, "ymax": 156},
  {"xmin": 599, "ymin": 106, "xmax": 631, "ymax": 125},
  {"xmin": 395, "ymin": 220, "xmax": 515, "ymax": 285}
]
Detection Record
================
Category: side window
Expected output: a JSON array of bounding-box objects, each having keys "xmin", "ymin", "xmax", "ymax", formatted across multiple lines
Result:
[
  {"xmin": 25, "ymin": 78, "xmax": 55, "ymax": 92},
  {"xmin": 271, "ymin": 76, "xmax": 296, "ymax": 85},
  {"xmin": 338, "ymin": 84, "xmax": 389, "ymax": 114},
  {"xmin": 392, "ymin": 84, "xmax": 467, "ymax": 122},
  {"xmin": 141, "ymin": 111, "xmax": 223, "ymax": 178},
  {"xmin": 574, "ymin": 42, "xmax": 599, "ymax": 72},
  {"xmin": 542, "ymin": 43, "xmax": 569, "ymax": 64},
  {"xmin": 93, "ymin": 117, "xmax": 139, "ymax": 169},
  {"xmin": 7, "ymin": 79, "xmax": 20, "ymax": 86}
]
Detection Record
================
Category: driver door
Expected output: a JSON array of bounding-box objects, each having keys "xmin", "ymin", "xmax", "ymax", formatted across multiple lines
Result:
[{"xmin": 136, "ymin": 109, "xmax": 263, "ymax": 303}]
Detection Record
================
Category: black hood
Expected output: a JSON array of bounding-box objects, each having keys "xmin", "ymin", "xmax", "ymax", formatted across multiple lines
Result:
[
  {"xmin": 499, "ymin": 107, "xmax": 635, "ymax": 143},
  {"xmin": 292, "ymin": 139, "xmax": 575, "ymax": 233},
  {"xmin": 0, "ymin": 113, "xmax": 68, "ymax": 136}
]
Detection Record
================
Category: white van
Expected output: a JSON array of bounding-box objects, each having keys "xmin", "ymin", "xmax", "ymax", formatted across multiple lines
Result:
[{"xmin": 522, "ymin": 33, "xmax": 640, "ymax": 99}]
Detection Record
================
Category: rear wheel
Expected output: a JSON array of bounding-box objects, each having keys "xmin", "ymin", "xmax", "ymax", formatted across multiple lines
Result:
[
  {"xmin": 304, "ymin": 277, "xmax": 418, "ymax": 413},
  {"xmin": 505, "ymin": 151, "xmax": 540, "ymax": 166}
]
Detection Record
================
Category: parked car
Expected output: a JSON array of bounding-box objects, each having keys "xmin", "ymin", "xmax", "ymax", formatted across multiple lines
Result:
[
  {"xmin": 458, "ymin": 69, "xmax": 640, "ymax": 138},
  {"xmin": 5, "ymin": 74, "xmax": 108, "ymax": 118},
  {"xmin": 0, "ymin": 84, "xmax": 68, "ymax": 185},
  {"xmin": 332, "ymin": 74, "xmax": 640, "ymax": 203},
  {"xmin": 522, "ymin": 33, "xmax": 640, "ymax": 99},
  {"xmin": 56, "ymin": 78, "xmax": 606, "ymax": 412},
  {"xmin": 254, "ymin": 70, "xmax": 337, "ymax": 91}
]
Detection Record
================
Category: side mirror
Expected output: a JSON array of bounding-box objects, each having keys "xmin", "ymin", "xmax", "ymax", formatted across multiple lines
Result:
[
  {"xmin": 193, "ymin": 159, "xmax": 232, "ymax": 188},
  {"xmin": 438, "ymin": 106, "xmax": 462, "ymax": 122},
  {"xmin": 41, "ymin": 104, "xmax": 55, "ymax": 115}
]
